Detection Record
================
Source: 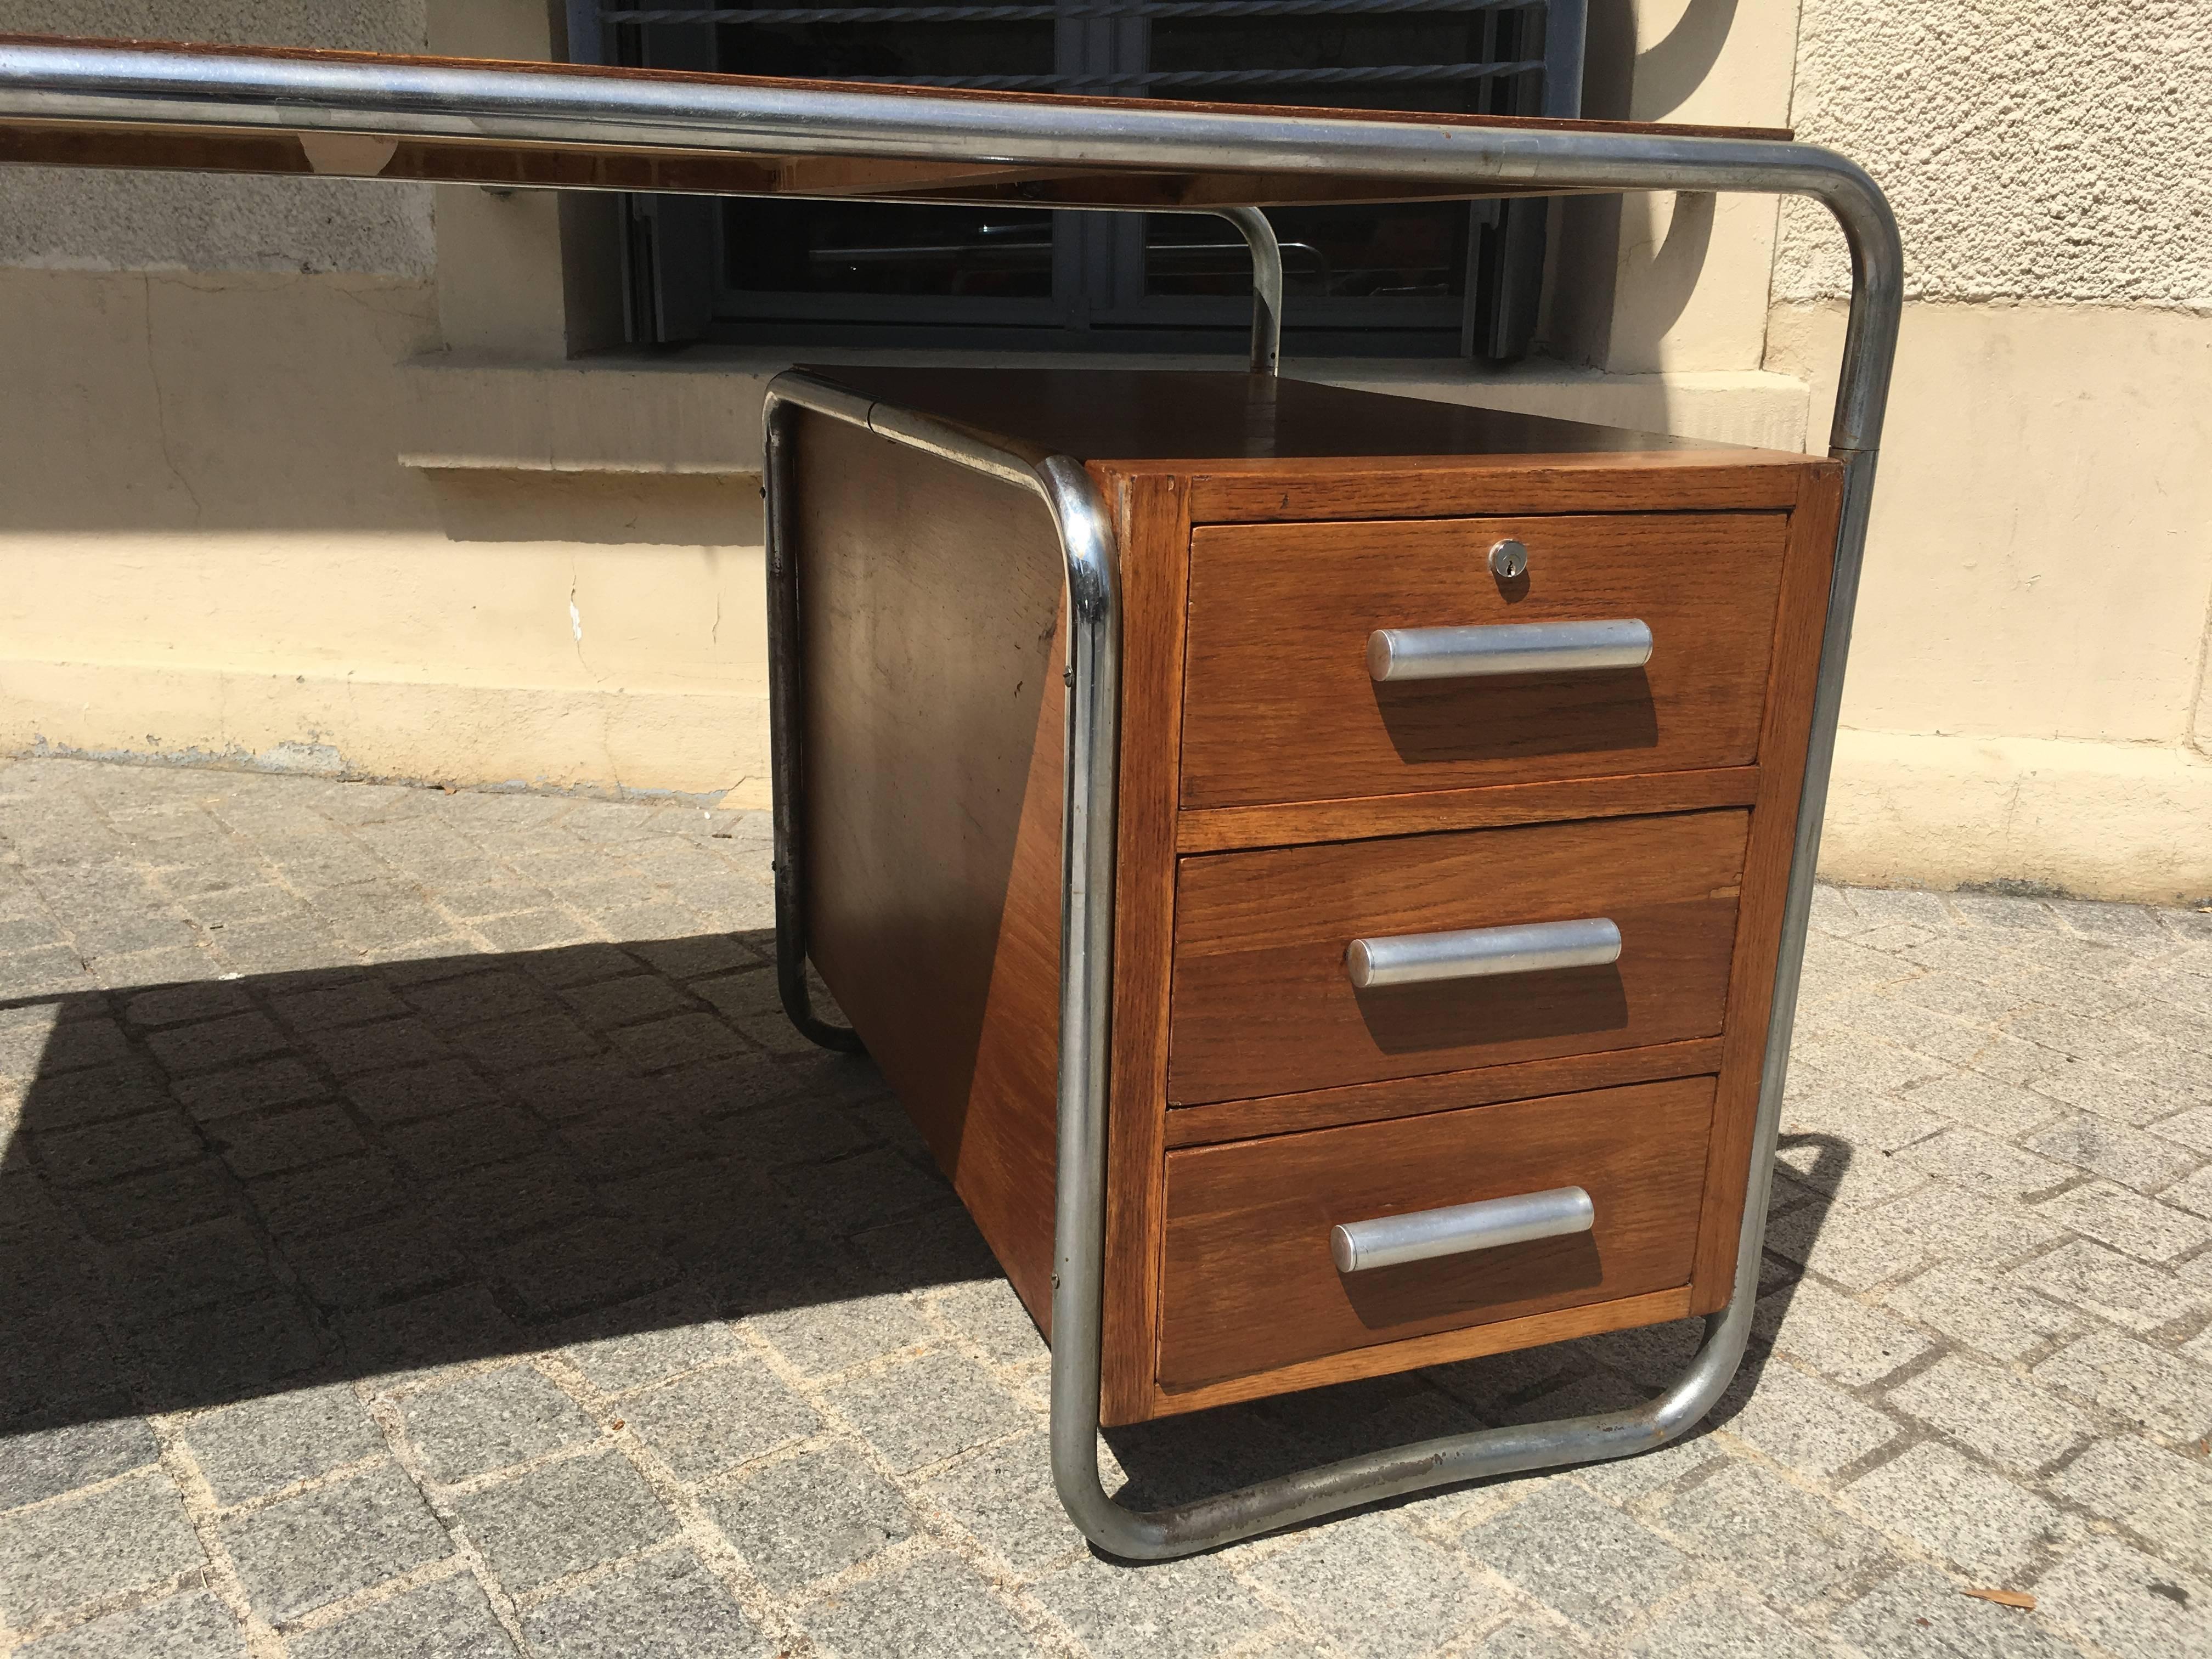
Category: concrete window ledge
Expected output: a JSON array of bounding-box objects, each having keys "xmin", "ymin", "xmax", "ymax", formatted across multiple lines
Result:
[{"xmin": 395, "ymin": 348, "xmax": 1816, "ymax": 478}]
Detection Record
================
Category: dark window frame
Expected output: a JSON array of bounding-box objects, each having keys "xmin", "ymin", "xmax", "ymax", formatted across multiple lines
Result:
[{"xmin": 568, "ymin": 0, "xmax": 1584, "ymax": 359}]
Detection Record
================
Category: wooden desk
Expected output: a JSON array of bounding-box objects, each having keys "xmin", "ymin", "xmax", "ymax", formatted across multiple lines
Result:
[{"xmin": 774, "ymin": 366, "xmax": 1839, "ymax": 1425}]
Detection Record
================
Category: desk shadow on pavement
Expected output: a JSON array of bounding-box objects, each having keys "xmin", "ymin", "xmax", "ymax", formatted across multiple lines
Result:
[{"xmin": 0, "ymin": 930, "xmax": 990, "ymax": 1434}]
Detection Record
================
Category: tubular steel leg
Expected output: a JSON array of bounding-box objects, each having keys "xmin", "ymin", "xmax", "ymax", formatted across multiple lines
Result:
[
  {"xmin": 1215, "ymin": 206, "xmax": 1283, "ymax": 376},
  {"xmin": 763, "ymin": 393, "xmax": 863, "ymax": 1054},
  {"xmin": 775, "ymin": 172, "xmax": 1896, "ymax": 1560},
  {"xmin": 763, "ymin": 152, "xmax": 1896, "ymax": 1551}
]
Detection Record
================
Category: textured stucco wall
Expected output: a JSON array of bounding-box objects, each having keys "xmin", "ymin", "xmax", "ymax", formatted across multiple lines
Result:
[
  {"xmin": 1776, "ymin": 0, "xmax": 2212, "ymax": 307},
  {"xmin": 0, "ymin": 1, "xmax": 434, "ymax": 275}
]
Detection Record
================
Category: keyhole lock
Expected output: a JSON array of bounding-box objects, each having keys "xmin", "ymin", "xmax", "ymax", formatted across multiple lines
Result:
[{"xmin": 1488, "ymin": 538, "xmax": 1529, "ymax": 580}]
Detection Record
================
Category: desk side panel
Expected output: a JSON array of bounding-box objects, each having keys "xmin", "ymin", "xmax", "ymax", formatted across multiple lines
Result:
[{"xmin": 795, "ymin": 410, "xmax": 1065, "ymax": 1332}]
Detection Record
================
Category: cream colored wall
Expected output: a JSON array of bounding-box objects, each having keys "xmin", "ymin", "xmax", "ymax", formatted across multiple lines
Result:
[{"xmin": 1771, "ymin": 0, "xmax": 2212, "ymax": 902}]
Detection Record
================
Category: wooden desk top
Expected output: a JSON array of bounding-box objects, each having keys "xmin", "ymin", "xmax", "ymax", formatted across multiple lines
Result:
[{"xmin": 793, "ymin": 366, "xmax": 1807, "ymax": 472}]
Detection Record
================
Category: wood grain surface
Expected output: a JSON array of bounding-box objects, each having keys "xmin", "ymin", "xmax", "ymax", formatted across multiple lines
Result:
[
  {"xmin": 1156, "ymin": 1076, "xmax": 1715, "ymax": 1389},
  {"xmin": 1181, "ymin": 512, "xmax": 1791, "ymax": 809},
  {"xmin": 1163, "ymin": 1037, "xmax": 1725, "ymax": 1146},
  {"xmin": 794, "ymin": 411, "xmax": 1066, "ymax": 1330},
  {"xmin": 1690, "ymin": 463, "xmax": 1846, "ymax": 1309},
  {"xmin": 1168, "ymin": 810, "xmax": 1750, "ymax": 1103}
]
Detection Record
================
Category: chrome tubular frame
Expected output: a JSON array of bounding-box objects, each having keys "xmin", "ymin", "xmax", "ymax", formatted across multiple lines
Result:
[{"xmin": 0, "ymin": 37, "xmax": 1902, "ymax": 1560}]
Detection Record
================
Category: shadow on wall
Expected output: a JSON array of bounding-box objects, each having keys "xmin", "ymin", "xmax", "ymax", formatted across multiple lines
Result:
[{"xmin": 0, "ymin": 929, "xmax": 1841, "ymax": 1508}]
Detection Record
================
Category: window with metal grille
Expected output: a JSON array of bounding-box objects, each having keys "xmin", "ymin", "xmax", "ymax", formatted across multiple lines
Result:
[{"xmin": 569, "ymin": 0, "xmax": 1583, "ymax": 358}]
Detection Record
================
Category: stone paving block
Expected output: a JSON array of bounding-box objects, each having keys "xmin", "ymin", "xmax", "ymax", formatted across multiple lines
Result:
[
  {"xmin": 923, "ymin": 1278, "xmax": 1046, "ymax": 1368},
  {"xmin": 2035, "ymin": 1329, "xmax": 2212, "ymax": 1440},
  {"xmin": 208, "ymin": 1102, "xmax": 367, "ymax": 1180},
  {"xmin": 402, "ymin": 970, "xmax": 558, "ymax": 1034},
  {"xmin": 1883, "ymin": 1355, "xmax": 2095, "ymax": 1474},
  {"xmin": 308, "ymin": 1018, "xmax": 457, "ymax": 1078},
  {"xmin": 400, "ymin": 1364, "xmax": 600, "ymax": 1485},
  {"xmin": 618, "ymin": 1354, "xmax": 817, "ymax": 1482},
  {"xmin": 1462, "ymin": 1481, "xmax": 1702, "ymax": 1641},
  {"xmin": 2032, "ymin": 1536, "xmax": 2212, "ymax": 1659},
  {"xmin": 182, "ymin": 1384, "xmax": 385, "ymax": 1506},
  {"xmin": 1655, "ymin": 1458, "xmax": 1898, "ymax": 1607},
  {"xmin": 1623, "ymin": 1587, "xmax": 1844, "ymax": 1659},
  {"xmin": 470, "ymin": 911, "xmax": 597, "ymax": 953},
  {"xmin": 0, "ymin": 1416, "xmax": 159, "ymax": 1510},
  {"xmin": 2047, "ymin": 1435, "xmax": 2212, "ymax": 1573},
  {"xmin": 343, "ymin": 1059, "xmax": 500, "ymax": 1127},
  {"xmin": 2160, "ymin": 1161, "xmax": 2212, "ymax": 1218},
  {"xmin": 171, "ymin": 1058, "xmax": 326, "ymax": 1123},
  {"xmin": 1566, "ymin": 1428, "xmax": 1727, "ymax": 1505},
  {"xmin": 560, "ymin": 974, "xmax": 694, "ymax": 1031},
  {"xmin": 483, "ymin": 1215, "xmax": 677, "ymax": 1321},
  {"xmin": 1896, "ymin": 1127, "xmax": 2071, "ymax": 1199},
  {"xmin": 245, "ymin": 1153, "xmax": 407, "ymax": 1241},
  {"xmin": 1755, "ymin": 1280, "xmax": 1934, "ymax": 1386},
  {"xmin": 2025, "ymin": 1112, "xmax": 2202, "ymax": 1192},
  {"xmin": 122, "ymin": 1290, "xmax": 328, "ymax": 1406},
  {"xmin": 73, "ymin": 1158, "xmax": 240, "ymax": 1242},
  {"xmin": 691, "ymin": 969, "xmax": 821, "ymax": 1055},
  {"xmin": 452, "ymin": 1012, "xmax": 605, "ymax": 1075},
  {"xmin": 523, "ymin": 1547, "xmax": 769, "ymax": 1659},
  {"xmin": 627, "ymin": 934, "xmax": 759, "ymax": 982},
  {"xmin": 606, "ymin": 1012, "xmax": 750, "ymax": 1073},
  {"xmin": 144, "ymin": 1012, "xmax": 289, "ymax": 1078},
  {"xmin": 1876, "ymin": 1262, "xmax": 2083, "ymax": 1362},
  {"xmin": 2157, "ymin": 1102, "xmax": 2212, "ymax": 1155},
  {"xmin": 500, "ymin": 1053, "xmax": 641, "ymax": 1121},
  {"xmin": 104, "ymin": 1213, "xmax": 280, "ymax": 1312},
  {"xmin": 0, "ymin": 1467, "xmax": 207, "ymax": 1627},
  {"xmin": 1465, "ymin": 1616, "xmax": 1592, "ymax": 1658},
  {"xmin": 799, "ymin": 1550, "xmax": 1033, "ymax": 1659},
  {"xmin": 773, "ymin": 1146, "xmax": 955, "ymax": 1239},
  {"xmin": 2017, "ymin": 1238, "xmax": 2212, "ymax": 1334},
  {"xmin": 1845, "ymin": 1442, "xmax": 2071, "ymax": 1580},
  {"xmin": 1831, "ymin": 1562, "xmax": 2080, "ymax": 1659},
  {"xmin": 2033, "ymin": 1062, "xmax": 2204, "ymax": 1129},
  {"xmin": 35, "ymin": 1018, "xmax": 133, "ymax": 1074},
  {"xmin": 425, "ymin": 1152, "xmax": 595, "ymax": 1243},
  {"xmin": 386, "ymin": 1103, "xmax": 545, "ymax": 1180},
  {"xmin": 1037, "ymin": 1550, "xmax": 1279, "ymax": 1659},
  {"xmin": 1900, "ymin": 1069, "xmax": 2066, "ymax": 1139},
  {"xmin": 562, "ymin": 1322, "xmax": 742, "ymax": 1396},
  {"xmin": 705, "ymin": 1440, "xmax": 912, "ymax": 1593},
  {"xmin": 453, "ymin": 1448, "xmax": 678, "ymax": 1594},
  {"xmin": 23, "ymin": 1058, "xmax": 174, "ymax": 1131},
  {"xmin": 14, "ymin": 1589, "xmax": 249, "ymax": 1659},
  {"xmin": 922, "ymin": 1433, "xmax": 1077, "ymax": 1577},
  {"xmin": 2034, "ymin": 1180, "xmax": 2212, "ymax": 1263},
  {"xmin": 749, "ymin": 1290, "xmax": 934, "ymax": 1378},
  {"xmin": 289, "ymin": 1571, "xmax": 516, "ymax": 1659},
  {"xmin": 32, "ymin": 1109, "xmax": 202, "ymax": 1186},
  {"xmin": 267, "ymin": 979, "xmax": 410, "ymax": 1034},
  {"xmin": 288, "ymin": 1215, "xmax": 464, "ymax": 1311},
  {"xmin": 822, "ymin": 1349, "xmax": 1030, "ymax": 1475},
  {"xmin": 221, "ymin": 1459, "xmax": 452, "ymax": 1622}
]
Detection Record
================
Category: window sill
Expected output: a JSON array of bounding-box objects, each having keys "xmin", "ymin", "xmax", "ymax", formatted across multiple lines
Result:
[{"xmin": 396, "ymin": 346, "xmax": 1812, "ymax": 477}]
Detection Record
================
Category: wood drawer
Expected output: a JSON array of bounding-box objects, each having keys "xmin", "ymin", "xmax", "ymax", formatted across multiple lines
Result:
[
  {"xmin": 1180, "ymin": 512, "xmax": 1789, "ymax": 809},
  {"xmin": 1167, "ymin": 809, "xmax": 1747, "ymax": 1104},
  {"xmin": 1158, "ymin": 1076, "xmax": 1714, "ymax": 1390}
]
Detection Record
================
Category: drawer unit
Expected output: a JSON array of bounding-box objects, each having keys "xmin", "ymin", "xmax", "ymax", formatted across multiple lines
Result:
[
  {"xmin": 1158, "ymin": 1077, "xmax": 1716, "ymax": 1391},
  {"xmin": 780, "ymin": 366, "xmax": 1841, "ymax": 1429},
  {"xmin": 1181, "ymin": 512, "xmax": 1791, "ymax": 809},
  {"xmin": 1167, "ymin": 809, "xmax": 1749, "ymax": 1103}
]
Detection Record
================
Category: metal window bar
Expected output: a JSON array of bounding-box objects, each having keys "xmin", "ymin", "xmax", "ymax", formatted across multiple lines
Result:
[
  {"xmin": 0, "ymin": 37, "xmax": 1898, "ymax": 1560},
  {"xmin": 585, "ymin": 0, "xmax": 1580, "ymax": 353}
]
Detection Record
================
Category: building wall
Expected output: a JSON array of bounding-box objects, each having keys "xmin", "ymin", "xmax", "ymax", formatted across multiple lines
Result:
[
  {"xmin": 2, "ymin": 1, "xmax": 2207, "ymax": 896},
  {"xmin": 1774, "ymin": 0, "xmax": 2212, "ymax": 901}
]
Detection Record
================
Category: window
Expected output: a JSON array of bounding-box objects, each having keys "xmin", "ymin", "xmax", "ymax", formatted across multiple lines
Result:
[{"xmin": 574, "ymin": 1, "xmax": 1583, "ymax": 358}]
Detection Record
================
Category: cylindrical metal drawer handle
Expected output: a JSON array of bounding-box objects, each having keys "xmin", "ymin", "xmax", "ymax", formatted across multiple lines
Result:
[
  {"xmin": 1345, "ymin": 917, "xmax": 1621, "ymax": 990},
  {"xmin": 1367, "ymin": 619, "xmax": 1654, "ymax": 682},
  {"xmin": 1331, "ymin": 1186, "xmax": 1595, "ymax": 1273}
]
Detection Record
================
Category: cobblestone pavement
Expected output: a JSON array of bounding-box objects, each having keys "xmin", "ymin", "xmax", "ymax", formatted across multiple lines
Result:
[{"xmin": 1, "ymin": 756, "xmax": 2209, "ymax": 1658}]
